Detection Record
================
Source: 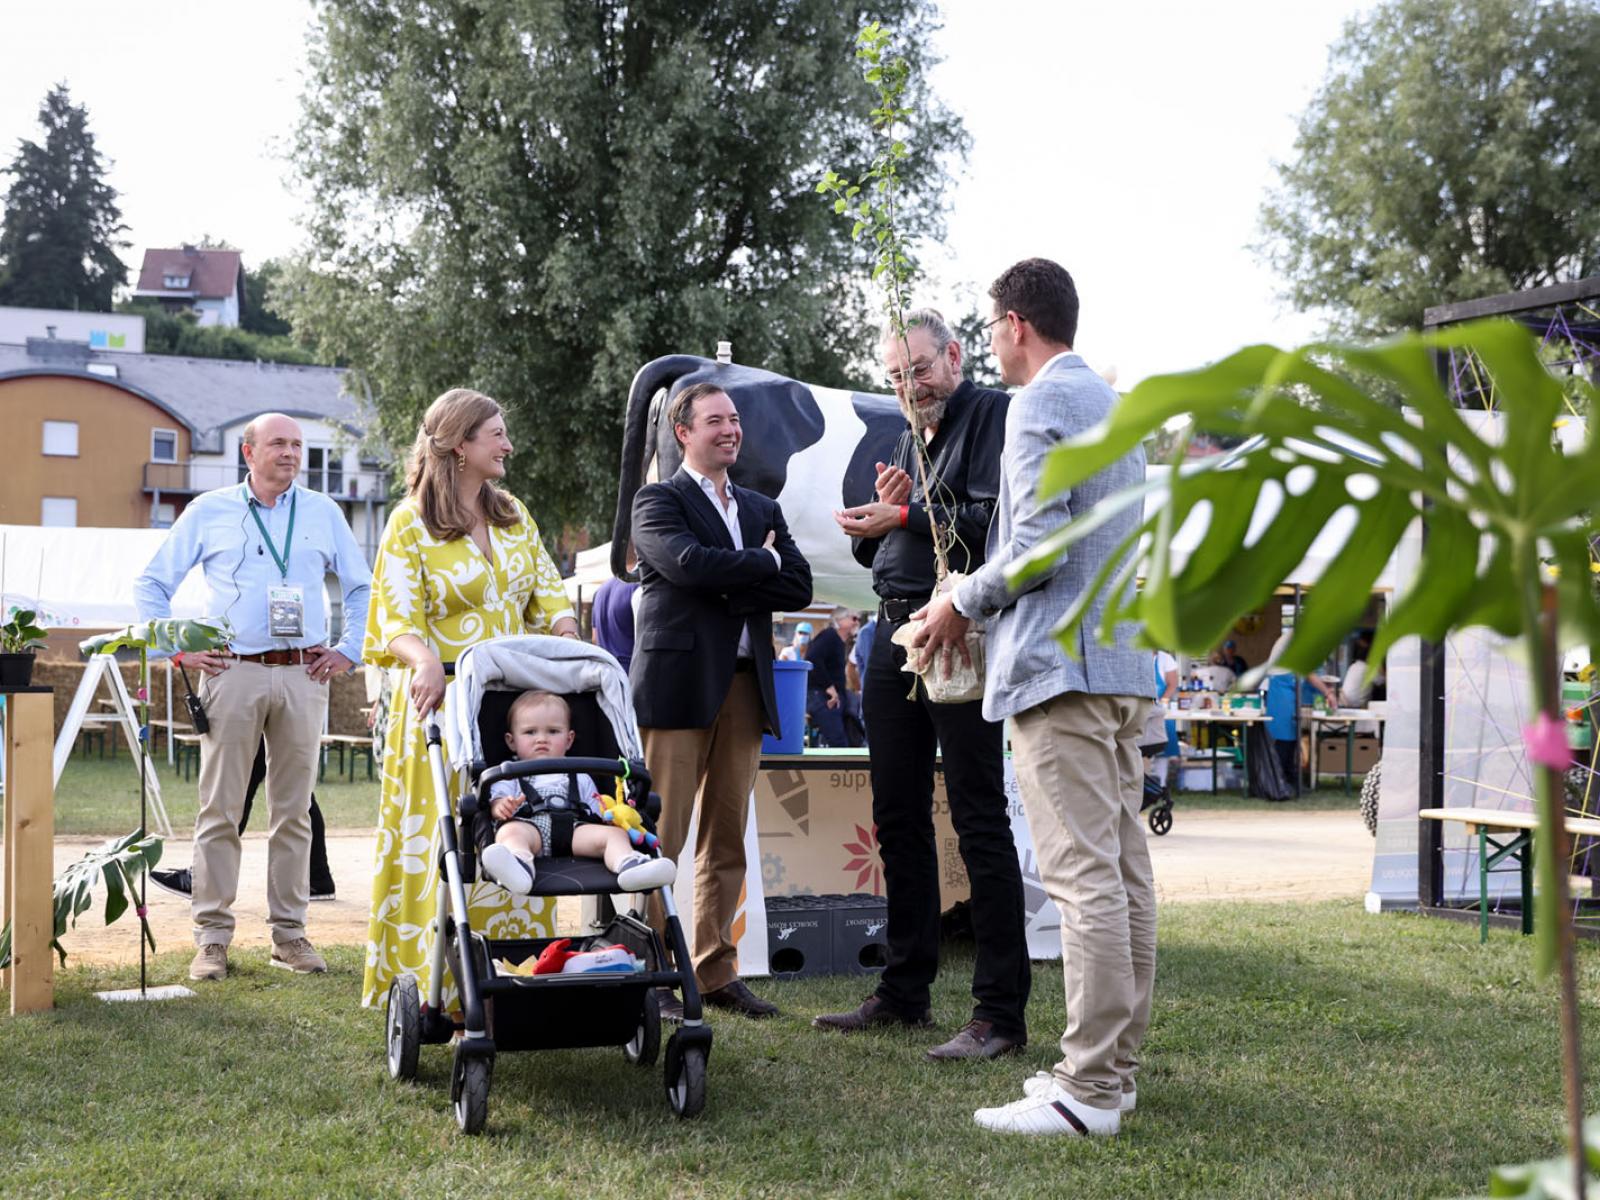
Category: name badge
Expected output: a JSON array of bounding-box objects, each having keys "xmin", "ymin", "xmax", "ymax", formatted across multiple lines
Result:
[{"xmin": 268, "ymin": 584, "xmax": 306, "ymax": 639}]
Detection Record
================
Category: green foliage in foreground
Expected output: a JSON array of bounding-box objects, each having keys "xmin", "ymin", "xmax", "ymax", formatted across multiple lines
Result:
[{"xmin": 1, "ymin": 902, "xmax": 1597, "ymax": 1198}]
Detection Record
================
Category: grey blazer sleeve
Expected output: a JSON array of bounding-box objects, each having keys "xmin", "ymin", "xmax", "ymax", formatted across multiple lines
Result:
[{"xmin": 956, "ymin": 383, "xmax": 1077, "ymax": 619}]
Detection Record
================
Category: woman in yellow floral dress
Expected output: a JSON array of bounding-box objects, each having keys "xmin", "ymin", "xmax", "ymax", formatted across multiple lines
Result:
[{"xmin": 361, "ymin": 388, "xmax": 577, "ymax": 1007}]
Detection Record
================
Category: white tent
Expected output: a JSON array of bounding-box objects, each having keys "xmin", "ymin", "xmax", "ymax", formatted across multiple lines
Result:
[{"xmin": 1, "ymin": 524, "xmax": 210, "ymax": 628}]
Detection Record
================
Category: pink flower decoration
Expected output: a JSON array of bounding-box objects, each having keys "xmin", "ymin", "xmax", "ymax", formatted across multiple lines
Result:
[
  {"xmin": 1524, "ymin": 711, "xmax": 1573, "ymax": 771},
  {"xmin": 136, "ymin": 687, "xmax": 148, "ymax": 701},
  {"xmin": 135, "ymin": 905, "xmax": 149, "ymax": 919}
]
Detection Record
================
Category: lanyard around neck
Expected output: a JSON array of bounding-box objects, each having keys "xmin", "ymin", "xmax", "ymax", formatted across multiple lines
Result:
[{"xmin": 249, "ymin": 489, "xmax": 297, "ymax": 580}]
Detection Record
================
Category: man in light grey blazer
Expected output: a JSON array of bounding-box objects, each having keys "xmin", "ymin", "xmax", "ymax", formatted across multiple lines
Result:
[{"xmin": 912, "ymin": 257, "xmax": 1156, "ymax": 1138}]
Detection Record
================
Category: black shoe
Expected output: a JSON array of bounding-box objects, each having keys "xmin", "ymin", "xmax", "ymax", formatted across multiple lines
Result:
[
  {"xmin": 812, "ymin": 994, "xmax": 934, "ymax": 1033},
  {"xmin": 310, "ymin": 877, "xmax": 337, "ymax": 902},
  {"xmin": 656, "ymin": 989, "xmax": 685, "ymax": 1022},
  {"xmin": 925, "ymin": 1019, "xmax": 1026, "ymax": 1061},
  {"xmin": 150, "ymin": 867, "xmax": 193, "ymax": 898},
  {"xmin": 703, "ymin": 978, "xmax": 780, "ymax": 1019}
]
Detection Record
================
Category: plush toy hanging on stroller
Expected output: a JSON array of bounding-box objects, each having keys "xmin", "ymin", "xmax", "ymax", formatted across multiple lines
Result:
[{"xmin": 382, "ymin": 635, "xmax": 711, "ymax": 1133}]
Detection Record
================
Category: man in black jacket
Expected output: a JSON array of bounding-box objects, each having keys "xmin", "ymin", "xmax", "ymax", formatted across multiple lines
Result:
[
  {"xmin": 817, "ymin": 309, "xmax": 1030, "ymax": 1060},
  {"xmin": 805, "ymin": 607, "xmax": 858, "ymax": 747},
  {"xmin": 631, "ymin": 382, "xmax": 813, "ymax": 1018}
]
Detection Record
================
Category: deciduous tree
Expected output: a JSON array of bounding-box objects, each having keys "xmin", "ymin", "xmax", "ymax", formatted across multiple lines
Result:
[
  {"xmin": 282, "ymin": 0, "xmax": 965, "ymax": 534},
  {"xmin": 1258, "ymin": 0, "xmax": 1600, "ymax": 335}
]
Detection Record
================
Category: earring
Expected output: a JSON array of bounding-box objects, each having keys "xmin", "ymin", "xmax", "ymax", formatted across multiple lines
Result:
[{"xmin": 456, "ymin": 454, "xmax": 466, "ymax": 472}]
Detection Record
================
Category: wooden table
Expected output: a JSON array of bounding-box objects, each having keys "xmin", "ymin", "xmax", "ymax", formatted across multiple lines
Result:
[
  {"xmin": 1164, "ymin": 707, "xmax": 1269, "ymax": 793},
  {"xmin": 1302, "ymin": 708, "xmax": 1388, "ymax": 793},
  {"xmin": 3, "ymin": 688, "xmax": 55, "ymax": 1013},
  {"xmin": 1419, "ymin": 806, "xmax": 1600, "ymax": 942}
]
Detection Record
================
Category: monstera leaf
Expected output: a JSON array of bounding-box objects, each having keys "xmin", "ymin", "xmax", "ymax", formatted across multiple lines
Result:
[
  {"xmin": 79, "ymin": 617, "xmax": 231, "ymax": 659},
  {"xmin": 1011, "ymin": 317, "xmax": 1600, "ymax": 975},
  {"xmin": 0, "ymin": 830, "xmax": 163, "ymax": 969}
]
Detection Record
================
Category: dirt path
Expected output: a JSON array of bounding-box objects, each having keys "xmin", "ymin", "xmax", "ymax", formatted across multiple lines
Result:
[{"xmin": 47, "ymin": 807, "xmax": 1372, "ymax": 967}]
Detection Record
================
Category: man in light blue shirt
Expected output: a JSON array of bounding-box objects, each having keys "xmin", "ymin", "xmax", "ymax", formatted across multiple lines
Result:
[{"xmin": 136, "ymin": 412, "xmax": 371, "ymax": 982}]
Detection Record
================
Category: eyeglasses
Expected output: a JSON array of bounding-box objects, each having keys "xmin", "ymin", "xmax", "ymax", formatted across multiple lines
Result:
[{"xmin": 886, "ymin": 359, "xmax": 941, "ymax": 388}]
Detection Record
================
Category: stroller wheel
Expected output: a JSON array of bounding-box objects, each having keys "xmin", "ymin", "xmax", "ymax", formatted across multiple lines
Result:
[
  {"xmin": 452, "ymin": 1047, "xmax": 493, "ymax": 1135},
  {"xmin": 625, "ymin": 988, "xmax": 662, "ymax": 1067},
  {"xmin": 664, "ymin": 1034, "xmax": 707, "ymax": 1119},
  {"xmin": 1148, "ymin": 804, "xmax": 1173, "ymax": 837},
  {"xmin": 385, "ymin": 976, "xmax": 420, "ymax": 1082}
]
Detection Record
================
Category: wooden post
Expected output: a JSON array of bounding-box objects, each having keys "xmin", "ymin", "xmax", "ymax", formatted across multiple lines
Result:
[{"xmin": 3, "ymin": 689, "xmax": 55, "ymax": 1014}]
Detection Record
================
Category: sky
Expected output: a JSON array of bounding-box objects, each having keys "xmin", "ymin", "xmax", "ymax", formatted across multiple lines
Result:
[{"xmin": 0, "ymin": 0, "xmax": 1374, "ymax": 387}]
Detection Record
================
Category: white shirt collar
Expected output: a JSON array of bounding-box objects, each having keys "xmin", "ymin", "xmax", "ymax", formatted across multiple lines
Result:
[
  {"xmin": 1034, "ymin": 349, "xmax": 1079, "ymax": 381},
  {"xmin": 244, "ymin": 478, "xmax": 296, "ymax": 509},
  {"xmin": 682, "ymin": 464, "xmax": 733, "ymax": 499}
]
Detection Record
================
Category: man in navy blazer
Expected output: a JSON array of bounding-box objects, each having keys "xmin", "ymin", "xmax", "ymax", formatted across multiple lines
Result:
[{"xmin": 631, "ymin": 382, "xmax": 813, "ymax": 1018}]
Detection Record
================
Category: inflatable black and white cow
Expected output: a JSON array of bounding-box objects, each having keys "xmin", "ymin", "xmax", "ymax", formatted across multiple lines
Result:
[{"xmin": 611, "ymin": 354, "xmax": 906, "ymax": 610}]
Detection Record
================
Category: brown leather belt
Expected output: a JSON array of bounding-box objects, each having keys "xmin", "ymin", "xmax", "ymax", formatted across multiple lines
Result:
[{"xmin": 231, "ymin": 649, "xmax": 314, "ymax": 666}]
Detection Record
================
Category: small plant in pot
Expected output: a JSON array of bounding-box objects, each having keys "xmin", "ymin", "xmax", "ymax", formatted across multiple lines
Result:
[{"xmin": 0, "ymin": 607, "xmax": 48, "ymax": 688}]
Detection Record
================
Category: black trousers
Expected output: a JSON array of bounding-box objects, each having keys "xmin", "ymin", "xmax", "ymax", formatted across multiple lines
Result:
[
  {"xmin": 864, "ymin": 617, "xmax": 1030, "ymax": 1035},
  {"xmin": 240, "ymin": 741, "xmax": 334, "ymax": 891}
]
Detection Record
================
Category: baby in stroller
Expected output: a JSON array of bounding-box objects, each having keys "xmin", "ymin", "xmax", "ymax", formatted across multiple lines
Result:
[{"xmin": 479, "ymin": 688, "xmax": 677, "ymax": 895}]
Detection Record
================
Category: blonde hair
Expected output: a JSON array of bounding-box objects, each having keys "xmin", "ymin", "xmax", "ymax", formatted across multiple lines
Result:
[
  {"xmin": 506, "ymin": 690, "xmax": 571, "ymax": 732},
  {"xmin": 405, "ymin": 388, "xmax": 521, "ymax": 541}
]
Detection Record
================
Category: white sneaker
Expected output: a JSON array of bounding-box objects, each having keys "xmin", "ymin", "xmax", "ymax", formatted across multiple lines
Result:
[
  {"xmin": 481, "ymin": 845, "xmax": 535, "ymax": 895},
  {"xmin": 615, "ymin": 853, "xmax": 676, "ymax": 892},
  {"xmin": 1022, "ymin": 1071, "xmax": 1136, "ymax": 1113},
  {"xmin": 975, "ymin": 1078, "xmax": 1120, "ymax": 1137}
]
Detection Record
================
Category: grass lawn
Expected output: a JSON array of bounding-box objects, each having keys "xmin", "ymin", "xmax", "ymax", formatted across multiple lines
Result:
[
  {"xmin": 1, "ymin": 899, "xmax": 1592, "ymax": 1198},
  {"xmin": 47, "ymin": 754, "xmax": 381, "ymax": 837}
]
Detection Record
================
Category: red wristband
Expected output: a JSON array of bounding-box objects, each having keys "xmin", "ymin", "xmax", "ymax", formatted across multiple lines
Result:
[
  {"xmin": 172, "ymin": 651, "xmax": 185, "ymax": 667},
  {"xmin": 899, "ymin": 505, "xmax": 910, "ymax": 529}
]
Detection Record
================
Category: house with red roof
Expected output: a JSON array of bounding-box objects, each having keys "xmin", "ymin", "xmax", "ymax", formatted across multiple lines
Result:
[{"xmin": 130, "ymin": 244, "xmax": 245, "ymax": 327}]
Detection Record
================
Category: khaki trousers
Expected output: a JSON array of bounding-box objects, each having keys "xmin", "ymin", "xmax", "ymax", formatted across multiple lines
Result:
[
  {"xmin": 193, "ymin": 661, "xmax": 328, "ymax": 947},
  {"xmin": 642, "ymin": 670, "xmax": 764, "ymax": 993},
  {"xmin": 1011, "ymin": 690, "xmax": 1157, "ymax": 1110}
]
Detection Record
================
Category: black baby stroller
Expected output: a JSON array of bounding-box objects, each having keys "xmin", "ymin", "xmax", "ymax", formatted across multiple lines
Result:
[{"xmin": 382, "ymin": 635, "xmax": 710, "ymax": 1133}]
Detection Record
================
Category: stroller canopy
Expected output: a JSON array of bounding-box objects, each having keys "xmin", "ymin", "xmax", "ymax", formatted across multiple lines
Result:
[{"xmin": 447, "ymin": 635, "xmax": 644, "ymax": 770}]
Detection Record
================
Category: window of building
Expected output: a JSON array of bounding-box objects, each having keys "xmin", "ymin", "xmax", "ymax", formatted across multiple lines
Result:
[
  {"xmin": 40, "ymin": 497, "xmax": 77, "ymax": 527},
  {"xmin": 151, "ymin": 429, "xmax": 179, "ymax": 463},
  {"xmin": 163, "ymin": 273, "xmax": 191, "ymax": 288},
  {"xmin": 151, "ymin": 502, "xmax": 176, "ymax": 528},
  {"xmin": 42, "ymin": 420, "xmax": 78, "ymax": 456}
]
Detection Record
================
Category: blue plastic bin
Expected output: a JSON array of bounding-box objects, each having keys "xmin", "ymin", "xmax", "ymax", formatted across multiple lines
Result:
[{"xmin": 762, "ymin": 660, "xmax": 813, "ymax": 754}]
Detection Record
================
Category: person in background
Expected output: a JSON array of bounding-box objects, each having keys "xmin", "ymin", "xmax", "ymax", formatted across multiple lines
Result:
[
  {"xmin": 135, "ymin": 412, "xmax": 371, "ymax": 983},
  {"xmin": 805, "ymin": 607, "xmax": 856, "ymax": 748},
  {"xmin": 150, "ymin": 738, "xmax": 337, "ymax": 901},
  {"xmin": 842, "ymin": 610, "xmax": 871, "ymax": 747},
  {"xmin": 589, "ymin": 573, "xmax": 639, "ymax": 674},
  {"xmin": 778, "ymin": 621, "xmax": 812, "ymax": 662},
  {"xmin": 1223, "ymin": 640, "xmax": 1248, "ymax": 677}
]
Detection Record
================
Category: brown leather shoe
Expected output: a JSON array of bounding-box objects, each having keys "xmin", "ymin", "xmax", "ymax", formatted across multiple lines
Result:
[
  {"xmin": 703, "ymin": 978, "xmax": 780, "ymax": 1019},
  {"xmin": 926, "ymin": 1019, "xmax": 1026, "ymax": 1061},
  {"xmin": 812, "ymin": 994, "xmax": 934, "ymax": 1033}
]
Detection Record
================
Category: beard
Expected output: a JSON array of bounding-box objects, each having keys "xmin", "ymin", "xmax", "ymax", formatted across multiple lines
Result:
[{"xmin": 899, "ymin": 389, "xmax": 949, "ymax": 431}]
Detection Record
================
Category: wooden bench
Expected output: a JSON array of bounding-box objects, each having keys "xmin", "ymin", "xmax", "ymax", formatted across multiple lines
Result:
[
  {"xmin": 320, "ymin": 734, "xmax": 375, "ymax": 783},
  {"xmin": 1419, "ymin": 806, "xmax": 1600, "ymax": 942},
  {"xmin": 172, "ymin": 733, "xmax": 203, "ymax": 782}
]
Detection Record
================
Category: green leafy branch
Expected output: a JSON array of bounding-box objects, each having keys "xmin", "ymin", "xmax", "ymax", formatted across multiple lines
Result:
[
  {"xmin": 1, "ymin": 607, "xmax": 48, "ymax": 654},
  {"xmin": 816, "ymin": 22, "xmax": 917, "ymax": 336}
]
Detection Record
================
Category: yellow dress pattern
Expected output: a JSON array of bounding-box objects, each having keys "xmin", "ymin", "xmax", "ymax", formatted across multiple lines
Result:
[{"xmin": 360, "ymin": 495, "xmax": 574, "ymax": 1007}]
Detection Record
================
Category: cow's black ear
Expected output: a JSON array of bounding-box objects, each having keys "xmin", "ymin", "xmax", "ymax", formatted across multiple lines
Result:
[{"xmin": 843, "ymin": 392, "xmax": 906, "ymax": 509}]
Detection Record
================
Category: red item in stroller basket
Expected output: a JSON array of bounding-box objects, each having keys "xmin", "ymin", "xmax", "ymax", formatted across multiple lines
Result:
[{"xmin": 530, "ymin": 938, "xmax": 574, "ymax": 975}]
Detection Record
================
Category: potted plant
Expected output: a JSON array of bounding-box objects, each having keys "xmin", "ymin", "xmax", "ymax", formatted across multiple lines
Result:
[{"xmin": 0, "ymin": 606, "xmax": 47, "ymax": 688}]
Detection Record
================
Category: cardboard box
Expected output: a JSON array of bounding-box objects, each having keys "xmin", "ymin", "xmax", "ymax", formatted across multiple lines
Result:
[{"xmin": 1316, "ymin": 735, "xmax": 1381, "ymax": 776}]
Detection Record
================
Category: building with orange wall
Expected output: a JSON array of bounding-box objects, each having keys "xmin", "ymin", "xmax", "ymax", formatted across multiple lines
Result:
[{"xmin": 0, "ymin": 334, "xmax": 389, "ymax": 558}]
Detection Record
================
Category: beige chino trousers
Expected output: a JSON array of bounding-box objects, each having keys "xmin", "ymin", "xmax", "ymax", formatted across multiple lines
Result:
[
  {"xmin": 1010, "ymin": 690, "xmax": 1157, "ymax": 1110},
  {"xmin": 192, "ymin": 660, "xmax": 328, "ymax": 947},
  {"xmin": 642, "ymin": 670, "xmax": 765, "ymax": 993}
]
